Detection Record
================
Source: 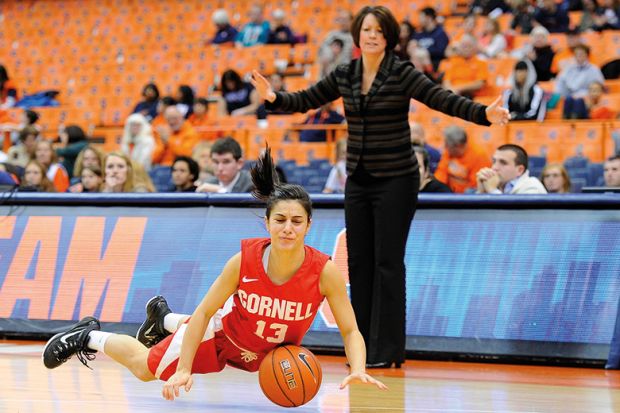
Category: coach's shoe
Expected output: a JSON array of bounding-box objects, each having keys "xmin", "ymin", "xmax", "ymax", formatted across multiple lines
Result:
[
  {"xmin": 136, "ymin": 295, "xmax": 172, "ymax": 348},
  {"xmin": 42, "ymin": 316, "xmax": 100, "ymax": 369}
]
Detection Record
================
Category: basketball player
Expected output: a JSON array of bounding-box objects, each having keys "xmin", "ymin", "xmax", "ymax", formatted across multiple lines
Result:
[{"xmin": 42, "ymin": 147, "xmax": 387, "ymax": 400}]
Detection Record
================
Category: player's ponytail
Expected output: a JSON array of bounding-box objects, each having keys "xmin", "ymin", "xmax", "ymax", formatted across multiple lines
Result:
[{"xmin": 250, "ymin": 144, "xmax": 313, "ymax": 220}]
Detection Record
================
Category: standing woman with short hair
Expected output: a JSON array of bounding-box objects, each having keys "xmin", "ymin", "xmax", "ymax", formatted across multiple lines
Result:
[{"xmin": 251, "ymin": 5, "xmax": 509, "ymax": 368}]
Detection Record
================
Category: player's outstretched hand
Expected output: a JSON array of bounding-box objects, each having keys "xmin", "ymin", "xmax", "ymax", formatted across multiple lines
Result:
[
  {"xmin": 250, "ymin": 70, "xmax": 276, "ymax": 103},
  {"xmin": 485, "ymin": 95, "xmax": 511, "ymax": 126},
  {"xmin": 162, "ymin": 370, "xmax": 194, "ymax": 401},
  {"xmin": 339, "ymin": 372, "xmax": 388, "ymax": 390}
]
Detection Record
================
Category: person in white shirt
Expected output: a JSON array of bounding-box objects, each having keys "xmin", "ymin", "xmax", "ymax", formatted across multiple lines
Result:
[{"xmin": 476, "ymin": 144, "xmax": 547, "ymax": 194}]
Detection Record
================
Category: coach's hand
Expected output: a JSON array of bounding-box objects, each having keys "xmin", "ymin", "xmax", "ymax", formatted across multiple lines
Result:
[
  {"xmin": 162, "ymin": 369, "xmax": 193, "ymax": 401},
  {"xmin": 485, "ymin": 95, "xmax": 510, "ymax": 126}
]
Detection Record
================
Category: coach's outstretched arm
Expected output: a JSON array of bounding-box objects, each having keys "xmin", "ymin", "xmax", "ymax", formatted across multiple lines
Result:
[{"xmin": 320, "ymin": 260, "xmax": 388, "ymax": 390}]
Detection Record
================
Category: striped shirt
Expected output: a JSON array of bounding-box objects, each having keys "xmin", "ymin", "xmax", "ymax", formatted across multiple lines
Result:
[{"xmin": 267, "ymin": 51, "xmax": 491, "ymax": 178}]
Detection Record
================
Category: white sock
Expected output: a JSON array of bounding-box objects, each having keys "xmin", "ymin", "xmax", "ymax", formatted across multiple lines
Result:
[
  {"xmin": 164, "ymin": 313, "xmax": 188, "ymax": 333},
  {"xmin": 87, "ymin": 331, "xmax": 113, "ymax": 353}
]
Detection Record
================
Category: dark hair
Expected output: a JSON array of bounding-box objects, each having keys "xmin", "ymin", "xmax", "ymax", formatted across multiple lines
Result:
[
  {"xmin": 24, "ymin": 109, "xmax": 39, "ymax": 124},
  {"xmin": 210, "ymin": 136, "xmax": 243, "ymax": 160},
  {"xmin": 331, "ymin": 38, "xmax": 344, "ymax": 48},
  {"xmin": 251, "ymin": 146, "xmax": 312, "ymax": 220},
  {"xmin": 0, "ymin": 65, "xmax": 9, "ymax": 86},
  {"xmin": 420, "ymin": 7, "xmax": 437, "ymax": 19},
  {"xmin": 221, "ymin": 69, "xmax": 244, "ymax": 94},
  {"xmin": 142, "ymin": 83, "xmax": 160, "ymax": 101},
  {"xmin": 515, "ymin": 60, "xmax": 528, "ymax": 71},
  {"xmin": 498, "ymin": 143, "xmax": 528, "ymax": 170},
  {"xmin": 160, "ymin": 96, "xmax": 177, "ymax": 106},
  {"xmin": 607, "ymin": 154, "xmax": 620, "ymax": 163},
  {"xmin": 412, "ymin": 145, "xmax": 430, "ymax": 172},
  {"xmin": 351, "ymin": 6, "xmax": 400, "ymax": 51},
  {"xmin": 400, "ymin": 20, "xmax": 415, "ymax": 39},
  {"xmin": 82, "ymin": 165, "xmax": 103, "ymax": 178},
  {"xmin": 573, "ymin": 43, "xmax": 590, "ymax": 55},
  {"xmin": 173, "ymin": 155, "xmax": 199, "ymax": 181},
  {"xmin": 19, "ymin": 125, "xmax": 39, "ymax": 142},
  {"xmin": 177, "ymin": 85, "xmax": 195, "ymax": 106},
  {"xmin": 65, "ymin": 125, "xmax": 87, "ymax": 144}
]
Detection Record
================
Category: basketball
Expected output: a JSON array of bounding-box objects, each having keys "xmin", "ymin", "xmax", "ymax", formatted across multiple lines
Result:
[{"xmin": 258, "ymin": 345, "xmax": 322, "ymax": 408}]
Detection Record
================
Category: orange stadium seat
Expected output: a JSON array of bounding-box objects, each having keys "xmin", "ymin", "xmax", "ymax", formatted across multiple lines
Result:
[
  {"xmin": 508, "ymin": 122, "xmax": 572, "ymax": 163},
  {"xmin": 606, "ymin": 121, "xmax": 620, "ymax": 158},
  {"xmin": 568, "ymin": 122, "xmax": 606, "ymax": 162}
]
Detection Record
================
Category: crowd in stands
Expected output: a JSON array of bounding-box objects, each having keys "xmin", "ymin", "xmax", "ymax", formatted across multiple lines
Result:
[{"xmin": 1, "ymin": 0, "xmax": 620, "ymax": 195}]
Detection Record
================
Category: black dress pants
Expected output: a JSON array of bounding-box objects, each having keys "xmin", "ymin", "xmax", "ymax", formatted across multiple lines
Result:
[{"xmin": 344, "ymin": 171, "xmax": 419, "ymax": 364}]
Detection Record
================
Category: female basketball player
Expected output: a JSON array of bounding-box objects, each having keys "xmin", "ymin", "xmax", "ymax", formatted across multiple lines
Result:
[{"xmin": 43, "ymin": 146, "xmax": 387, "ymax": 401}]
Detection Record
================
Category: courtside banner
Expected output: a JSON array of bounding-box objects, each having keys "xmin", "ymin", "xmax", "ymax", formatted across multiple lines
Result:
[{"xmin": 0, "ymin": 203, "xmax": 619, "ymax": 353}]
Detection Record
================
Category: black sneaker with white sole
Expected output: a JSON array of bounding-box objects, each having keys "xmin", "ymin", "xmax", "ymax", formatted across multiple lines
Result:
[
  {"xmin": 42, "ymin": 316, "xmax": 100, "ymax": 369},
  {"xmin": 136, "ymin": 295, "xmax": 172, "ymax": 348}
]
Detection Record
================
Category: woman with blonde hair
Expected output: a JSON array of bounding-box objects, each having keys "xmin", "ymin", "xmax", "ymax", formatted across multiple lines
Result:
[
  {"xmin": 131, "ymin": 160, "xmax": 157, "ymax": 193},
  {"xmin": 121, "ymin": 113, "xmax": 155, "ymax": 171},
  {"xmin": 541, "ymin": 164, "xmax": 572, "ymax": 193},
  {"xmin": 102, "ymin": 152, "xmax": 135, "ymax": 193}
]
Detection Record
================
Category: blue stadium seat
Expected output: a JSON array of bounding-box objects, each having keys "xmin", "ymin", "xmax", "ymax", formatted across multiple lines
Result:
[
  {"xmin": 528, "ymin": 156, "xmax": 546, "ymax": 179},
  {"xmin": 564, "ymin": 156, "xmax": 589, "ymax": 170},
  {"xmin": 566, "ymin": 167, "xmax": 589, "ymax": 192},
  {"xmin": 149, "ymin": 165, "xmax": 173, "ymax": 192},
  {"xmin": 587, "ymin": 163, "xmax": 605, "ymax": 186}
]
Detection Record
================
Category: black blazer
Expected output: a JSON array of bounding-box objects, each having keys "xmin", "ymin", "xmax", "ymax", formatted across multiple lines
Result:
[{"xmin": 267, "ymin": 52, "xmax": 490, "ymax": 178}]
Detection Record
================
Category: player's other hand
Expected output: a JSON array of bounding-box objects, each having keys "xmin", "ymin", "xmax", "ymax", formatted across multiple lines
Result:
[
  {"xmin": 162, "ymin": 370, "xmax": 194, "ymax": 401},
  {"xmin": 339, "ymin": 372, "xmax": 388, "ymax": 390}
]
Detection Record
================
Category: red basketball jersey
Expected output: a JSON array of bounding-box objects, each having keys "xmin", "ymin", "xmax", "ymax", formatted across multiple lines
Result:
[{"xmin": 222, "ymin": 238, "xmax": 329, "ymax": 356}]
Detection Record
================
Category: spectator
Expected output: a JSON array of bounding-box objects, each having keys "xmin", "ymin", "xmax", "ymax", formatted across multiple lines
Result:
[
  {"xmin": 152, "ymin": 106, "xmax": 201, "ymax": 166},
  {"xmin": 211, "ymin": 9, "xmax": 238, "ymax": 45},
  {"xmin": 151, "ymin": 96, "xmax": 177, "ymax": 130},
  {"xmin": 534, "ymin": 0, "xmax": 570, "ymax": 33},
  {"xmin": 102, "ymin": 152, "xmax": 134, "ymax": 193},
  {"xmin": 264, "ymin": 74, "xmax": 293, "ymax": 115},
  {"xmin": 522, "ymin": 26, "xmax": 556, "ymax": 81},
  {"xmin": 410, "ymin": 121, "xmax": 441, "ymax": 173},
  {"xmin": 476, "ymin": 144, "xmax": 547, "ymax": 194},
  {"xmin": 550, "ymin": 28, "xmax": 582, "ymax": 76},
  {"xmin": 268, "ymin": 8, "xmax": 295, "ymax": 45},
  {"xmin": 394, "ymin": 21, "xmax": 415, "ymax": 61},
  {"xmin": 9, "ymin": 108, "xmax": 40, "ymax": 144},
  {"xmin": 442, "ymin": 34, "xmax": 489, "ymax": 98},
  {"xmin": 435, "ymin": 125, "xmax": 491, "ymax": 193},
  {"xmin": 413, "ymin": 145, "xmax": 452, "ymax": 193},
  {"xmin": 132, "ymin": 83, "xmax": 160, "ymax": 121},
  {"xmin": 298, "ymin": 102, "xmax": 345, "ymax": 142},
  {"xmin": 131, "ymin": 160, "xmax": 156, "ymax": 192},
  {"xmin": 412, "ymin": 7, "xmax": 450, "ymax": 70},
  {"xmin": 196, "ymin": 137, "xmax": 253, "ymax": 193},
  {"xmin": 502, "ymin": 60, "xmax": 546, "ymax": 121},
  {"xmin": 56, "ymin": 125, "xmax": 89, "ymax": 179},
  {"xmin": 479, "ymin": 18, "xmax": 508, "ymax": 58},
  {"xmin": 171, "ymin": 156, "xmax": 199, "ymax": 192},
  {"xmin": 188, "ymin": 98, "xmax": 220, "ymax": 140},
  {"xmin": 579, "ymin": 0, "xmax": 600, "ymax": 32},
  {"xmin": 323, "ymin": 139, "xmax": 347, "ymax": 193},
  {"xmin": 20, "ymin": 160, "xmax": 55, "ymax": 192},
  {"xmin": 509, "ymin": 0, "xmax": 536, "ymax": 34},
  {"xmin": 121, "ymin": 113, "xmax": 155, "ymax": 171},
  {"xmin": 541, "ymin": 163, "xmax": 572, "ymax": 193},
  {"xmin": 555, "ymin": 44, "xmax": 605, "ymax": 98},
  {"xmin": 34, "ymin": 139, "xmax": 69, "ymax": 192},
  {"xmin": 318, "ymin": 10, "xmax": 354, "ymax": 71},
  {"xmin": 192, "ymin": 141, "xmax": 215, "ymax": 185},
  {"xmin": 445, "ymin": 14, "xmax": 479, "ymax": 58},
  {"xmin": 8, "ymin": 125, "xmax": 39, "ymax": 168},
  {"xmin": 604, "ymin": 155, "xmax": 620, "ymax": 187},
  {"xmin": 218, "ymin": 69, "xmax": 260, "ymax": 116},
  {"xmin": 409, "ymin": 45, "xmax": 440, "ymax": 83},
  {"xmin": 69, "ymin": 145, "xmax": 105, "ymax": 192},
  {"xmin": 592, "ymin": 0, "xmax": 620, "ymax": 31},
  {"xmin": 0, "ymin": 65, "xmax": 17, "ymax": 109},
  {"xmin": 470, "ymin": 0, "xmax": 511, "ymax": 15},
  {"xmin": 563, "ymin": 81, "xmax": 614, "ymax": 119},
  {"xmin": 80, "ymin": 165, "xmax": 103, "ymax": 193},
  {"xmin": 175, "ymin": 85, "xmax": 195, "ymax": 119},
  {"xmin": 320, "ymin": 38, "xmax": 346, "ymax": 78},
  {"xmin": 236, "ymin": 5, "xmax": 270, "ymax": 47}
]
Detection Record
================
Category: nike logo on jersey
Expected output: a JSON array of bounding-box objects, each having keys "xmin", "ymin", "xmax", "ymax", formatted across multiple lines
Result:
[
  {"xmin": 60, "ymin": 330, "xmax": 83, "ymax": 344},
  {"xmin": 242, "ymin": 276, "xmax": 259, "ymax": 283}
]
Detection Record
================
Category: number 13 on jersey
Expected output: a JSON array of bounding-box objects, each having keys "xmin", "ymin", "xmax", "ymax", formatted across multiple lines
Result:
[{"xmin": 255, "ymin": 320, "xmax": 288, "ymax": 343}]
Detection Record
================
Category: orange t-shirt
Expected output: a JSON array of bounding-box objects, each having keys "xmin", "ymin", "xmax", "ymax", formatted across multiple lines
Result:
[
  {"xmin": 442, "ymin": 56, "xmax": 489, "ymax": 97},
  {"xmin": 152, "ymin": 122, "xmax": 200, "ymax": 166},
  {"xmin": 435, "ymin": 142, "xmax": 490, "ymax": 193}
]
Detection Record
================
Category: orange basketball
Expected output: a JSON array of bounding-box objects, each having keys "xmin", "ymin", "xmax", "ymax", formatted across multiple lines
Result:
[{"xmin": 258, "ymin": 345, "xmax": 322, "ymax": 408}]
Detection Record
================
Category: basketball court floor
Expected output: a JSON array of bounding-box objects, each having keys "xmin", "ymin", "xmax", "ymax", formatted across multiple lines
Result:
[{"xmin": 2, "ymin": 340, "xmax": 619, "ymax": 412}]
